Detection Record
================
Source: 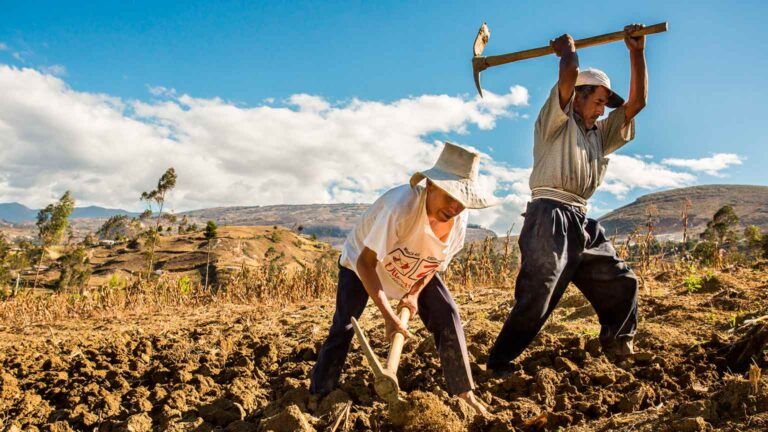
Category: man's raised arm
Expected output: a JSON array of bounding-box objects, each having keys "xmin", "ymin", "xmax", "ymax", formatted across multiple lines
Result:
[
  {"xmin": 551, "ymin": 33, "xmax": 579, "ymax": 110},
  {"xmin": 624, "ymin": 23, "xmax": 648, "ymax": 123}
]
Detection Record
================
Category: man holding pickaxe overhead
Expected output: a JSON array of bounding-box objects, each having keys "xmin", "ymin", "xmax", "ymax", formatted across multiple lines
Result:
[
  {"xmin": 487, "ymin": 24, "xmax": 648, "ymax": 374},
  {"xmin": 310, "ymin": 142, "xmax": 495, "ymax": 413}
]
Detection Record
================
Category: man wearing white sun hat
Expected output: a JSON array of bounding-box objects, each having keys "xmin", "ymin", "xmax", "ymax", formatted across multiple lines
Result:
[
  {"xmin": 310, "ymin": 142, "xmax": 497, "ymax": 413},
  {"xmin": 488, "ymin": 24, "xmax": 649, "ymax": 374}
]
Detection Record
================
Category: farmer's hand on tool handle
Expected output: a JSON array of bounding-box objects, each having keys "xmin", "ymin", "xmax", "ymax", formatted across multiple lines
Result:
[
  {"xmin": 397, "ymin": 275, "xmax": 426, "ymax": 317},
  {"xmin": 624, "ymin": 23, "xmax": 646, "ymax": 51},
  {"xmin": 398, "ymin": 293, "xmax": 419, "ymax": 318},
  {"xmin": 550, "ymin": 34, "xmax": 576, "ymax": 57},
  {"xmin": 384, "ymin": 313, "xmax": 411, "ymax": 342}
]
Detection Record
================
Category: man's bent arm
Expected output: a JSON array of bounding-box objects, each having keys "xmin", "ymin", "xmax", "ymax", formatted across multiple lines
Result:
[{"xmin": 357, "ymin": 247, "xmax": 403, "ymax": 326}]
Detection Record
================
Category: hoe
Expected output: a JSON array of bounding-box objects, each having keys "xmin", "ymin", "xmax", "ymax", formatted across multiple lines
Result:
[
  {"xmin": 472, "ymin": 21, "xmax": 669, "ymax": 97},
  {"xmin": 351, "ymin": 308, "xmax": 411, "ymax": 404}
]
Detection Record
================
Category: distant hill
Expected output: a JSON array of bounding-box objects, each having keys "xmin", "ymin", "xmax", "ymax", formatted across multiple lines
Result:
[
  {"xmin": 598, "ymin": 185, "xmax": 768, "ymax": 239},
  {"xmin": 181, "ymin": 203, "xmax": 497, "ymax": 247},
  {"xmin": 28, "ymin": 225, "xmax": 335, "ymax": 289},
  {"xmin": 0, "ymin": 203, "xmax": 37, "ymax": 223},
  {"xmin": 1, "ymin": 201, "xmax": 496, "ymax": 247},
  {"xmin": 0, "ymin": 202, "xmax": 138, "ymax": 223}
]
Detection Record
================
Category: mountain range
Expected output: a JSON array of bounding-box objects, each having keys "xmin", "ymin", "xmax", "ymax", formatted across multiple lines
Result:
[{"xmin": 0, "ymin": 202, "xmax": 139, "ymax": 224}]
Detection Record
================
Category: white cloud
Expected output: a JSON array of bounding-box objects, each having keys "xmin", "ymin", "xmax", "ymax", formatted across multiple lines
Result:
[
  {"xmin": 0, "ymin": 64, "xmax": 744, "ymax": 235},
  {"xmin": 0, "ymin": 43, "xmax": 7, "ymax": 51},
  {"xmin": 661, "ymin": 153, "xmax": 744, "ymax": 176},
  {"xmin": 600, "ymin": 154, "xmax": 697, "ymax": 198},
  {"xmin": 469, "ymin": 162, "xmax": 531, "ymax": 234},
  {"xmin": 147, "ymin": 85, "xmax": 176, "ymax": 97},
  {"xmin": 0, "ymin": 65, "xmax": 530, "ymax": 226},
  {"xmin": 40, "ymin": 64, "xmax": 67, "ymax": 77}
]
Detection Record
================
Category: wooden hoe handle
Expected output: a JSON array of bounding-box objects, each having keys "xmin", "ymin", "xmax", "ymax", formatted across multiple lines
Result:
[
  {"xmin": 484, "ymin": 22, "xmax": 668, "ymax": 67},
  {"xmin": 386, "ymin": 307, "xmax": 411, "ymax": 373}
]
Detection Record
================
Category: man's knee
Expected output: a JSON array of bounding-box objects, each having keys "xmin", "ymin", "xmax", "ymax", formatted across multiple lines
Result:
[
  {"xmin": 424, "ymin": 296, "xmax": 461, "ymax": 332},
  {"xmin": 506, "ymin": 297, "xmax": 549, "ymax": 331},
  {"xmin": 621, "ymin": 270, "xmax": 639, "ymax": 298}
]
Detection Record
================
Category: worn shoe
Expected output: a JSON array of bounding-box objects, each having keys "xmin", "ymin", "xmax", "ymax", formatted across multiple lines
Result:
[
  {"xmin": 485, "ymin": 362, "xmax": 520, "ymax": 379},
  {"xmin": 603, "ymin": 338, "xmax": 635, "ymax": 362}
]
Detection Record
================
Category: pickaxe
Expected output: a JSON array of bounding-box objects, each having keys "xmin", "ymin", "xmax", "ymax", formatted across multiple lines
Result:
[
  {"xmin": 351, "ymin": 307, "xmax": 411, "ymax": 404},
  {"xmin": 472, "ymin": 22, "xmax": 669, "ymax": 97}
]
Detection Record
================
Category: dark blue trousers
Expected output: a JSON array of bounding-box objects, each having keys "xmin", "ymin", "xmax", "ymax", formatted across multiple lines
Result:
[
  {"xmin": 487, "ymin": 198, "xmax": 638, "ymax": 370},
  {"xmin": 310, "ymin": 264, "xmax": 474, "ymax": 396}
]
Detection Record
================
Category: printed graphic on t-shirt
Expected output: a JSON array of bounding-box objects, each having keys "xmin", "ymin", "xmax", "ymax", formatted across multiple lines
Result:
[
  {"xmin": 389, "ymin": 248, "xmax": 420, "ymax": 277},
  {"xmin": 383, "ymin": 247, "xmax": 442, "ymax": 291}
]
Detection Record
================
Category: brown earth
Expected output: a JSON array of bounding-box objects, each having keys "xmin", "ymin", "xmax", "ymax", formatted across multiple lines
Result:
[{"xmin": 1, "ymin": 266, "xmax": 767, "ymax": 431}]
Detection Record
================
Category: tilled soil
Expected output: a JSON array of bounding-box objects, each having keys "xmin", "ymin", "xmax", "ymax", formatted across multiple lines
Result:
[{"xmin": 1, "ymin": 266, "xmax": 767, "ymax": 431}]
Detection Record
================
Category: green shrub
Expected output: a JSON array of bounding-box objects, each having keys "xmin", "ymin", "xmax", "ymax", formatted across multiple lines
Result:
[
  {"xmin": 177, "ymin": 275, "xmax": 192, "ymax": 295},
  {"xmin": 692, "ymin": 241, "xmax": 717, "ymax": 265},
  {"xmin": 683, "ymin": 274, "xmax": 703, "ymax": 294}
]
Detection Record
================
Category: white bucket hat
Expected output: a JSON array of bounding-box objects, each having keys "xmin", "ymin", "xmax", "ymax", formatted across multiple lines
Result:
[
  {"xmin": 576, "ymin": 68, "xmax": 624, "ymax": 108},
  {"xmin": 409, "ymin": 142, "xmax": 498, "ymax": 209}
]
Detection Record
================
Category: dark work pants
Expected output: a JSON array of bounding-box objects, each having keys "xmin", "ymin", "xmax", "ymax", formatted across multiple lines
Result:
[
  {"xmin": 310, "ymin": 264, "xmax": 474, "ymax": 396},
  {"xmin": 487, "ymin": 198, "xmax": 638, "ymax": 369}
]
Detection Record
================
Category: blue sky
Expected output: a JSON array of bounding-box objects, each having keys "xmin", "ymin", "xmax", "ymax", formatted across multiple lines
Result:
[{"xmin": 0, "ymin": 0, "xmax": 765, "ymax": 232}]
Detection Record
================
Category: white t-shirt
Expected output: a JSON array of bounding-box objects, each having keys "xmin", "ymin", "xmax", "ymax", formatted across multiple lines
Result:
[{"xmin": 340, "ymin": 184, "xmax": 467, "ymax": 300}]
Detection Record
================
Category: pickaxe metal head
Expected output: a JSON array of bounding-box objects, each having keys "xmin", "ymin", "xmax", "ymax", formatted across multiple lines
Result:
[{"xmin": 472, "ymin": 22, "xmax": 490, "ymax": 97}]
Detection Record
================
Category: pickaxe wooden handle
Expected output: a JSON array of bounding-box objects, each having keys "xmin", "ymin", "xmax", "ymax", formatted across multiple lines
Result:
[
  {"xmin": 386, "ymin": 307, "xmax": 411, "ymax": 372},
  {"xmin": 473, "ymin": 22, "xmax": 668, "ymax": 96}
]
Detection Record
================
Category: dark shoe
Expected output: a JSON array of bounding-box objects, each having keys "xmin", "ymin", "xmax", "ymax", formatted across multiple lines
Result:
[
  {"xmin": 486, "ymin": 362, "xmax": 519, "ymax": 378},
  {"xmin": 603, "ymin": 339, "xmax": 635, "ymax": 363}
]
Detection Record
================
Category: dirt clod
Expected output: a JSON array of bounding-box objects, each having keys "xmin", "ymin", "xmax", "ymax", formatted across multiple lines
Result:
[
  {"xmin": 198, "ymin": 398, "xmax": 246, "ymax": 426},
  {"xmin": 259, "ymin": 404, "xmax": 314, "ymax": 432},
  {"xmin": 389, "ymin": 391, "xmax": 463, "ymax": 432},
  {"xmin": 671, "ymin": 417, "xmax": 712, "ymax": 432}
]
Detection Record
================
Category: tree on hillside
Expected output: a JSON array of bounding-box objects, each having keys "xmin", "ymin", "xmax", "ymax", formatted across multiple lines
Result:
[
  {"xmin": 56, "ymin": 246, "xmax": 91, "ymax": 293},
  {"xmin": 0, "ymin": 233, "xmax": 11, "ymax": 293},
  {"xmin": 34, "ymin": 191, "xmax": 75, "ymax": 289},
  {"xmin": 178, "ymin": 215, "xmax": 189, "ymax": 234},
  {"xmin": 702, "ymin": 205, "xmax": 740, "ymax": 247},
  {"xmin": 744, "ymin": 225, "xmax": 764, "ymax": 258},
  {"xmin": 97, "ymin": 215, "xmax": 129, "ymax": 240},
  {"xmin": 140, "ymin": 167, "xmax": 177, "ymax": 276},
  {"xmin": 204, "ymin": 220, "xmax": 218, "ymax": 291}
]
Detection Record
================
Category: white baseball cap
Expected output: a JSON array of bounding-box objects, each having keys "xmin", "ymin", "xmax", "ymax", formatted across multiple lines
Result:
[{"xmin": 576, "ymin": 68, "xmax": 624, "ymax": 108}]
